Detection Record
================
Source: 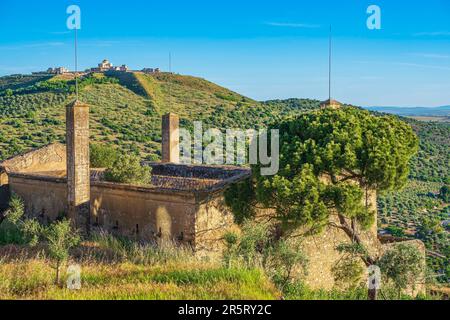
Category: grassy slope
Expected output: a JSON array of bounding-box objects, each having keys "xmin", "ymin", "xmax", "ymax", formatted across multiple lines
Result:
[
  {"xmin": 0, "ymin": 243, "xmax": 429, "ymax": 300},
  {"xmin": 0, "ymin": 257, "xmax": 278, "ymax": 300}
]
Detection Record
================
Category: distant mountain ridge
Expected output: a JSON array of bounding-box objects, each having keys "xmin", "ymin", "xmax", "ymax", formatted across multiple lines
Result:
[{"xmin": 365, "ymin": 105, "xmax": 450, "ymax": 117}]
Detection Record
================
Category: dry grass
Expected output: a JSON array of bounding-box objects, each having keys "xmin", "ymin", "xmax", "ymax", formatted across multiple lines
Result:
[
  {"xmin": 0, "ymin": 257, "xmax": 279, "ymax": 300},
  {"xmin": 0, "ymin": 241, "xmax": 279, "ymax": 300}
]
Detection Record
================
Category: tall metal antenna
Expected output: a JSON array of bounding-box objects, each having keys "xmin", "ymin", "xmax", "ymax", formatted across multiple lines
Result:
[
  {"xmin": 328, "ymin": 25, "xmax": 332, "ymax": 102},
  {"xmin": 74, "ymin": 26, "xmax": 79, "ymax": 101},
  {"xmin": 169, "ymin": 52, "xmax": 172, "ymax": 108}
]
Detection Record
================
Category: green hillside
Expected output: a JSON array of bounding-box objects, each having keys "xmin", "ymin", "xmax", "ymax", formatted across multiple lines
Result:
[{"xmin": 0, "ymin": 72, "xmax": 319, "ymax": 161}]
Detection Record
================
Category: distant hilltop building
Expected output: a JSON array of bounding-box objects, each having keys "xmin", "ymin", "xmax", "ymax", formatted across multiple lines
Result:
[
  {"xmin": 320, "ymin": 99, "xmax": 342, "ymax": 110},
  {"xmin": 98, "ymin": 59, "xmax": 113, "ymax": 72},
  {"xmin": 48, "ymin": 67, "xmax": 70, "ymax": 75},
  {"xmin": 87, "ymin": 59, "xmax": 129, "ymax": 73},
  {"xmin": 32, "ymin": 67, "xmax": 70, "ymax": 75},
  {"xmin": 89, "ymin": 59, "xmax": 129, "ymax": 72},
  {"xmin": 115, "ymin": 65, "xmax": 129, "ymax": 72},
  {"xmin": 31, "ymin": 60, "xmax": 161, "ymax": 76},
  {"xmin": 142, "ymin": 68, "xmax": 160, "ymax": 74}
]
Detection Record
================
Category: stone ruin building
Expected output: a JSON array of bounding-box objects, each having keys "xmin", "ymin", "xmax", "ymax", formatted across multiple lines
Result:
[
  {"xmin": 0, "ymin": 101, "xmax": 248, "ymax": 255},
  {"xmin": 0, "ymin": 100, "xmax": 425, "ymax": 292}
]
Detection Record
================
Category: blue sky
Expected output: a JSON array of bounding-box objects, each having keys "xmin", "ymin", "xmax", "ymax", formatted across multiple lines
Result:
[{"xmin": 0, "ymin": 0, "xmax": 449, "ymax": 106}]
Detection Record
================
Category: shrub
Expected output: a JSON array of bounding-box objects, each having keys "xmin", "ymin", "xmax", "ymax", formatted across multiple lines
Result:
[
  {"xmin": 385, "ymin": 226, "xmax": 405, "ymax": 238},
  {"xmin": 223, "ymin": 220, "xmax": 308, "ymax": 292},
  {"xmin": 0, "ymin": 194, "xmax": 40, "ymax": 245},
  {"xmin": 90, "ymin": 144, "xmax": 119, "ymax": 168},
  {"xmin": 331, "ymin": 256, "xmax": 365, "ymax": 290},
  {"xmin": 439, "ymin": 185, "xmax": 449, "ymax": 202},
  {"xmin": 104, "ymin": 154, "xmax": 152, "ymax": 185},
  {"xmin": 268, "ymin": 240, "xmax": 308, "ymax": 291},
  {"xmin": 378, "ymin": 243, "xmax": 425, "ymax": 297},
  {"xmin": 21, "ymin": 219, "xmax": 43, "ymax": 247},
  {"xmin": 2, "ymin": 193, "xmax": 25, "ymax": 225}
]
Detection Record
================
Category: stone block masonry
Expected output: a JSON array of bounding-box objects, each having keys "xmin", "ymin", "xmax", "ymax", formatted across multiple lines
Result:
[
  {"xmin": 162, "ymin": 113, "xmax": 180, "ymax": 163},
  {"xmin": 66, "ymin": 100, "xmax": 90, "ymax": 231}
]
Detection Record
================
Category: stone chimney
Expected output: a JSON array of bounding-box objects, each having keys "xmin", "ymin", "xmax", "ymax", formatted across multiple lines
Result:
[
  {"xmin": 161, "ymin": 113, "xmax": 180, "ymax": 163},
  {"xmin": 66, "ymin": 100, "xmax": 90, "ymax": 231}
]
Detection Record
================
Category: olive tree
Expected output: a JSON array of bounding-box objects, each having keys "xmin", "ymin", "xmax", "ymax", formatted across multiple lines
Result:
[
  {"xmin": 44, "ymin": 219, "xmax": 80, "ymax": 285},
  {"xmin": 0, "ymin": 193, "xmax": 42, "ymax": 245},
  {"xmin": 378, "ymin": 243, "xmax": 425, "ymax": 298}
]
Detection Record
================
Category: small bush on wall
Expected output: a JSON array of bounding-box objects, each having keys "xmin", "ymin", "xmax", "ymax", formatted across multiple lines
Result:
[{"xmin": 104, "ymin": 154, "xmax": 152, "ymax": 185}]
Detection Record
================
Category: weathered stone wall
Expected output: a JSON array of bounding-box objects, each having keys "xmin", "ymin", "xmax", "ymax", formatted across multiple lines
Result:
[
  {"xmin": 2, "ymin": 168, "xmax": 237, "ymax": 255},
  {"xmin": 2, "ymin": 151, "xmax": 392, "ymax": 293},
  {"xmin": 8, "ymin": 174, "xmax": 67, "ymax": 222},
  {"xmin": 0, "ymin": 143, "xmax": 66, "ymax": 212},
  {"xmin": 299, "ymin": 222, "xmax": 381, "ymax": 290},
  {"xmin": 5, "ymin": 171, "xmax": 401, "ymax": 294},
  {"xmin": 251, "ymin": 188, "xmax": 381, "ymax": 290},
  {"xmin": 0, "ymin": 143, "xmax": 66, "ymax": 174},
  {"xmin": 194, "ymin": 194, "xmax": 237, "ymax": 258},
  {"xmin": 299, "ymin": 190, "xmax": 381, "ymax": 290},
  {"xmin": 6, "ymin": 175, "xmax": 200, "ymax": 244},
  {"xmin": 90, "ymin": 182, "xmax": 197, "ymax": 243}
]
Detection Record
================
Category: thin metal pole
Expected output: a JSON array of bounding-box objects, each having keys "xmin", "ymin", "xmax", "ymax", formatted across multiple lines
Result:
[
  {"xmin": 75, "ymin": 27, "xmax": 79, "ymax": 101},
  {"xmin": 329, "ymin": 25, "xmax": 332, "ymax": 101},
  {"xmin": 169, "ymin": 52, "xmax": 172, "ymax": 107}
]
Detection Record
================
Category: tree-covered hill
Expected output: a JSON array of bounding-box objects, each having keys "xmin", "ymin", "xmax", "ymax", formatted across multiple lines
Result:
[
  {"xmin": 370, "ymin": 116, "xmax": 449, "ymax": 283},
  {"xmin": 408, "ymin": 119, "xmax": 450, "ymax": 183}
]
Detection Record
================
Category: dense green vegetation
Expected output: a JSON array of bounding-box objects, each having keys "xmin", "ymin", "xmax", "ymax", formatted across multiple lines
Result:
[
  {"xmin": 408, "ymin": 120, "xmax": 450, "ymax": 183},
  {"xmin": 376, "ymin": 118, "xmax": 450, "ymax": 283},
  {"xmin": 0, "ymin": 72, "xmax": 448, "ymax": 288},
  {"xmin": 225, "ymin": 107, "xmax": 425, "ymax": 299},
  {"xmin": 90, "ymin": 144, "xmax": 151, "ymax": 185}
]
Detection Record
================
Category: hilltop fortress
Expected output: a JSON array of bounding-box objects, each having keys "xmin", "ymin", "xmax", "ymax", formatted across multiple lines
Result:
[
  {"xmin": 32, "ymin": 59, "xmax": 160, "ymax": 76},
  {"xmin": 0, "ymin": 100, "xmax": 425, "ymax": 292}
]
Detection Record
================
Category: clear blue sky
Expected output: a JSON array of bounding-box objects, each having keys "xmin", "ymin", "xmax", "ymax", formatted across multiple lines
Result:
[{"xmin": 0, "ymin": 0, "xmax": 449, "ymax": 106}]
